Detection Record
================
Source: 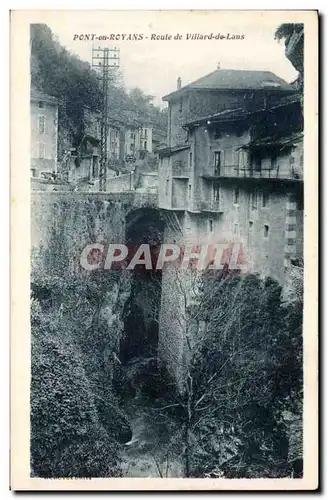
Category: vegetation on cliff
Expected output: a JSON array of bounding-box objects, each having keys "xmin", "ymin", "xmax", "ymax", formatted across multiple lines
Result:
[
  {"xmin": 30, "ymin": 229, "xmax": 132, "ymax": 477},
  {"xmin": 153, "ymin": 268, "xmax": 303, "ymax": 478},
  {"xmin": 30, "ymin": 23, "xmax": 167, "ymax": 158}
]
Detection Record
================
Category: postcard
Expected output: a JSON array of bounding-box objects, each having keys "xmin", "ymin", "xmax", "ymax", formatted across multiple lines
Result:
[{"xmin": 10, "ymin": 9, "xmax": 318, "ymax": 491}]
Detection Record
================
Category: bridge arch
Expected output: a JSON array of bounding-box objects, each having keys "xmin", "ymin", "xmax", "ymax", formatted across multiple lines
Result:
[{"xmin": 119, "ymin": 207, "xmax": 165, "ymax": 395}]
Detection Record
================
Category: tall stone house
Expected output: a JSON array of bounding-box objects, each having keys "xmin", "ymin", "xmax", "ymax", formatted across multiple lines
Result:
[
  {"xmin": 62, "ymin": 108, "xmax": 101, "ymax": 186},
  {"xmin": 158, "ymin": 69, "xmax": 303, "ymax": 283},
  {"xmin": 30, "ymin": 90, "xmax": 59, "ymax": 179},
  {"xmin": 124, "ymin": 125, "xmax": 153, "ymax": 158},
  {"xmin": 157, "ymin": 68, "xmax": 304, "ymax": 388}
]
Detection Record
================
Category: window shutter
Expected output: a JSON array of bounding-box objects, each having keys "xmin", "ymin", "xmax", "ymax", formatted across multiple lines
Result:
[{"xmin": 221, "ymin": 149, "xmax": 225, "ymax": 166}]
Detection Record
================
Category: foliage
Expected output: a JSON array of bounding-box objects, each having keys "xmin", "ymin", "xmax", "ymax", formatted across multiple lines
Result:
[
  {"xmin": 30, "ymin": 24, "xmax": 167, "ymax": 158},
  {"xmin": 274, "ymin": 24, "xmax": 304, "ymax": 44},
  {"xmin": 31, "ymin": 310, "xmax": 121, "ymax": 477},
  {"xmin": 274, "ymin": 23, "xmax": 304, "ymax": 90},
  {"xmin": 158, "ymin": 268, "xmax": 303, "ymax": 478},
  {"xmin": 30, "ymin": 226, "xmax": 133, "ymax": 477},
  {"xmin": 30, "ymin": 24, "xmax": 102, "ymax": 150}
]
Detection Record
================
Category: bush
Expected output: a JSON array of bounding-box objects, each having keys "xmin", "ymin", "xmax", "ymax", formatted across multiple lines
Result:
[{"xmin": 30, "ymin": 313, "xmax": 123, "ymax": 477}]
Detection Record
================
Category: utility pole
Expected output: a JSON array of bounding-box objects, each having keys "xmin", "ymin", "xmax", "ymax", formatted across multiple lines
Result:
[{"xmin": 92, "ymin": 45, "xmax": 120, "ymax": 191}]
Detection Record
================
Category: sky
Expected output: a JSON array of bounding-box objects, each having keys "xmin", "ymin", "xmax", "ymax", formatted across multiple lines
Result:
[{"xmin": 42, "ymin": 10, "xmax": 298, "ymax": 108}]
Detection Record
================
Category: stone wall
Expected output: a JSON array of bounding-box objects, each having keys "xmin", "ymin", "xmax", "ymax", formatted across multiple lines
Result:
[
  {"xmin": 31, "ymin": 191, "xmax": 158, "ymax": 260},
  {"xmin": 106, "ymin": 173, "xmax": 134, "ymax": 193}
]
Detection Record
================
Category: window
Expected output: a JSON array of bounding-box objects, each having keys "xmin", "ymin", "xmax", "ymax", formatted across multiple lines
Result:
[
  {"xmin": 38, "ymin": 142, "xmax": 45, "ymax": 159},
  {"xmin": 250, "ymin": 190, "xmax": 258, "ymax": 210},
  {"xmin": 30, "ymin": 168, "xmax": 37, "ymax": 177},
  {"xmin": 296, "ymin": 189, "xmax": 304, "ymax": 210},
  {"xmin": 38, "ymin": 101, "xmax": 44, "ymax": 109},
  {"xmin": 254, "ymin": 157, "xmax": 262, "ymax": 171},
  {"xmin": 264, "ymin": 225, "xmax": 269, "ymax": 238},
  {"xmin": 214, "ymin": 151, "xmax": 222, "ymax": 176},
  {"xmin": 209, "ymin": 219, "xmax": 213, "ymax": 233},
  {"xmin": 179, "ymin": 98, "xmax": 183, "ymax": 113},
  {"xmin": 262, "ymin": 191, "xmax": 269, "ymax": 208},
  {"xmin": 144, "ymin": 129, "xmax": 148, "ymax": 139},
  {"xmin": 188, "ymin": 184, "xmax": 192, "ymax": 199},
  {"xmin": 144, "ymin": 141, "xmax": 147, "ymax": 150},
  {"xmin": 233, "ymin": 187, "xmax": 240, "ymax": 205},
  {"xmin": 214, "ymin": 151, "xmax": 221, "ymax": 167},
  {"xmin": 213, "ymin": 183, "xmax": 220, "ymax": 202},
  {"xmin": 248, "ymin": 221, "xmax": 253, "ymax": 244},
  {"xmin": 270, "ymin": 157, "xmax": 277, "ymax": 169},
  {"xmin": 289, "ymin": 155, "xmax": 295, "ymax": 165},
  {"xmin": 189, "ymin": 152, "xmax": 193, "ymax": 168},
  {"xmin": 38, "ymin": 115, "xmax": 46, "ymax": 134},
  {"xmin": 165, "ymin": 179, "xmax": 169, "ymax": 196},
  {"xmin": 233, "ymin": 223, "xmax": 240, "ymax": 237},
  {"xmin": 238, "ymin": 150, "xmax": 246, "ymax": 168}
]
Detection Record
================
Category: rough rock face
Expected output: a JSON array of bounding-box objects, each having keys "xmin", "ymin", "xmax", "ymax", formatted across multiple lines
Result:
[{"xmin": 31, "ymin": 192, "xmax": 166, "ymax": 455}]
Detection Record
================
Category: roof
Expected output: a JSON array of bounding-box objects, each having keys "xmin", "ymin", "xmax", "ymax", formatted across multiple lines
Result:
[
  {"xmin": 31, "ymin": 89, "xmax": 59, "ymax": 105},
  {"xmin": 163, "ymin": 69, "xmax": 294, "ymax": 101}
]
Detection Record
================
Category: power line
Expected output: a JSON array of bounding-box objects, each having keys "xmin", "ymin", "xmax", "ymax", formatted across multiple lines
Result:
[{"xmin": 92, "ymin": 46, "xmax": 120, "ymax": 191}]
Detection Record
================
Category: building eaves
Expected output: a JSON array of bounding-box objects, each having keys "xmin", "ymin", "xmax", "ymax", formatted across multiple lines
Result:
[
  {"xmin": 184, "ymin": 107, "xmax": 246, "ymax": 127},
  {"xmin": 241, "ymin": 131, "xmax": 304, "ymax": 150},
  {"xmin": 156, "ymin": 144, "xmax": 190, "ymax": 156},
  {"xmin": 183, "ymin": 94, "xmax": 301, "ymax": 128}
]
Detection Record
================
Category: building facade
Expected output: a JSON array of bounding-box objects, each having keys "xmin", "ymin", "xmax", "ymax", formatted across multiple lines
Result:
[
  {"xmin": 64, "ymin": 108, "xmax": 101, "ymax": 187},
  {"xmin": 157, "ymin": 69, "xmax": 304, "ymax": 382},
  {"xmin": 124, "ymin": 125, "xmax": 153, "ymax": 157},
  {"xmin": 158, "ymin": 69, "xmax": 303, "ymax": 283},
  {"xmin": 30, "ymin": 90, "xmax": 59, "ymax": 178}
]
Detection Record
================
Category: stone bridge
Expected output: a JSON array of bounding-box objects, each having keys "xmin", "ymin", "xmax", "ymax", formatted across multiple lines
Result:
[
  {"xmin": 31, "ymin": 190, "xmax": 160, "ymax": 268},
  {"xmin": 31, "ymin": 189, "xmax": 180, "ymax": 384}
]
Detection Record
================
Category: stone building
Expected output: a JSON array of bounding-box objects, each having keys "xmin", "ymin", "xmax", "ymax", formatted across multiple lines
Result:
[
  {"xmin": 30, "ymin": 90, "xmax": 59, "ymax": 179},
  {"xmin": 69, "ymin": 119, "xmax": 155, "ymax": 184},
  {"xmin": 64, "ymin": 108, "xmax": 101, "ymax": 187},
  {"xmin": 124, "ymin": 124, "xmax": 153, "ymax": 158},
  {"xmin": 158, "ymin": 69, "xmax": 303, "ymax": 283},
  {"xmin": 157, "ymin": 68, "xmax": 304, "ymax": 383}
]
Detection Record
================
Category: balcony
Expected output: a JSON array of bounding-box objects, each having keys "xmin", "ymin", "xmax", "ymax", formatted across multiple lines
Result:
[
  {"xmin": 201, "ymin": 164, "xmax": 239, "ymax": 178},
  {"xmin": 172, "ymin": 159, "xmax": 189, "ymax": 178},
  {"xmin": 201, "ymin": 163, "xmax": 303, "ymax": 182},
  {"xmin": 197, "ymin": 200, "xmax": 224, "ymax": 213}
]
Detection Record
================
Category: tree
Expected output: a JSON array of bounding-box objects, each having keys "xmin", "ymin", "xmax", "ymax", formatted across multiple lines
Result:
[
  {"xmin": 30, "ymin": 225, "xmax": 133, "ymax": 477},
  {"xmin": 154, "ymin": 265, "xmax": 303, "ymax": 478},
  {"xmin": 31, "ymin": 23, "xmax": 168, "ymax": 161},
  {"xmin": 31, "ymin": 24, "xmax": 103, "ymax": 155},
  {"xmin": 31, "ymin": 302, "xmax": 122, "ymax": 477},
  {"xmin": 275, "ymin": 23, "xmax": 304, "ymax": 91}
]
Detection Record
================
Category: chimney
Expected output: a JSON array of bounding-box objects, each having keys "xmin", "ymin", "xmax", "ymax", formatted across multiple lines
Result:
[
  {"xmin": 177, "ymin": 77, "xmax": 182, "ymax": 90},
  {"xmin": 217, "ymin": 62, "xmax": 220, "ymax": 70}
]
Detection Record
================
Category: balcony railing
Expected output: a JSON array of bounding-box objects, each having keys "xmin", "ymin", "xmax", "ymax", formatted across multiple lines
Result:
[
  {"xmin": 201, "ymin": 163, "xmax": 303, "ymax": 181},
  {"xmin": 197, "ymin": 200, "xmax": 224, "ymax": 213}
]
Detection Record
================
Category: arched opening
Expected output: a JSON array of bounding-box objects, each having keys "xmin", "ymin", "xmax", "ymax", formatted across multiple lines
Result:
[{"xmin": 118, "ymin": 208, "xmax": 166, "ymax": 399}]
